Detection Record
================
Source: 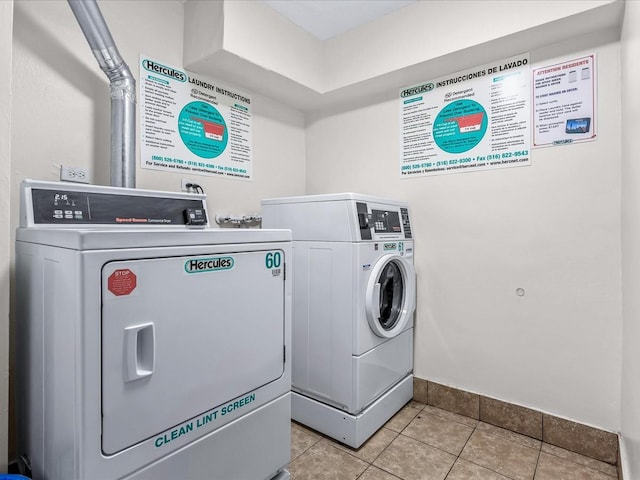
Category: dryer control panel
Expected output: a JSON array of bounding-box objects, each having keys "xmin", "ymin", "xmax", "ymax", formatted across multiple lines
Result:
[{"xmin": 20, "ymin": 180, "xmax": 209, "ymax": 228}]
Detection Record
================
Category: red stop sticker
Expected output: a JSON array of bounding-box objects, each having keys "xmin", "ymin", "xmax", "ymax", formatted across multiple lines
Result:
[{"xmin": 108, "ymin": 269, "xmax": 137, "ymax": 296}]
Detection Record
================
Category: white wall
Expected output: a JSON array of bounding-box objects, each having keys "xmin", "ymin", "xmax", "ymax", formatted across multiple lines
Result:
[
  {"xmin": 323, "ymin": 1, "xmax": 617, "ymax": 91},
  {"xmin": 0, "ymin": 0, "xmax": 14, "ymax": 471},
  {"xmin": 6, "ymin": 0, "xmax": 305, "ymax": 463},
  {"xmin": 185, "ymin": 1, "xmax": 621, "ymax": 113},
  {"xmin": 306, "ymin": 32, "xmax": 622, "ymax": 431},
  {"xmin": 10, "ymin": 0, "xmax": 305, "ymax": 225},
  {"xmin": 620, "ymin": 0, "xmax": 640, "ymax": 476},
  {"xmin": 5, "ymin": 0, "xmax": 631, "ymax": 466},
  {"xmin": 13, "ymin": 1, "xmax": 304, "ymax": 215},
  {"xmin": 222, "ymin": 0, "xmax": 323, "ymax": 92}
]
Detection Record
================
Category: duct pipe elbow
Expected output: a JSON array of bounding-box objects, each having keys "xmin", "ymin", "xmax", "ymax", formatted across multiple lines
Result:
[
  {"xmin": 68, "ymin": 0, "xmax": 136, "ymax": 188},
  {"xmin": 111, "ymin": 76, "xmax": 136, "ymax": 188},
  {"xmin": 68, "ymin": 1, "xmax": 127, "ymax": 77}
]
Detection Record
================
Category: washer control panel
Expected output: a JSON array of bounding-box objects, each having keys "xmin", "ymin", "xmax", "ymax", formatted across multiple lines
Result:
[{"xmin": 356, "ymin": 202, "xmax": 412, "ymax": 240}]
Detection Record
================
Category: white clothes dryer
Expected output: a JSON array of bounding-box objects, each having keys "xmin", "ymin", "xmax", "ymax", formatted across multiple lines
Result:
[
  {"xmin": 16, "ymin": 180, "xmax": 292, "ymax": 480},
  {"xmin": 262, "ymin": 193, "xmax": 415, "ymax": 448}
]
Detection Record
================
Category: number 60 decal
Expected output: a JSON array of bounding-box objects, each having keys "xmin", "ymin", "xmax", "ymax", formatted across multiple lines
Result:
[{"xmin": 265, "ymin": 251, "xmax": 282, "ymax": 269}]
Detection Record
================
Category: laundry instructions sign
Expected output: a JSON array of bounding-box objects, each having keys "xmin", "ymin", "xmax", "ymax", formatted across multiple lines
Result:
[
  {"xmin": 140, "ymin": 56, "xmax": 253, "ymax": 181},
  {"xmin": 400, "ymin": 54, "xmax": 531, "ymax": 177}
]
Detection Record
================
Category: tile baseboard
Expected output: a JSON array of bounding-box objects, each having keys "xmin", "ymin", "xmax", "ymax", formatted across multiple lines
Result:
[
  {"xmin": 413, "ymin": 377, "xmax": 619, "ymax": 466},
  {"xmin": 617, "ymin": 438, "xmax": 624, "ymax": 480}
]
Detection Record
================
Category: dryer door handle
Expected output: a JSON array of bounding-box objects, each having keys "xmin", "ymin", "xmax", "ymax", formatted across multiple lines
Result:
[{"xmin": 124, "ymin": 323, "xmax": 155, "ymax": 382}]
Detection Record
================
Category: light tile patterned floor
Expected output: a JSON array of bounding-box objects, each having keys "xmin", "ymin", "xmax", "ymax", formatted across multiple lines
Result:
[{"xmin": 287, "ymin": 402, "xmax": 617, "ymax": 480}]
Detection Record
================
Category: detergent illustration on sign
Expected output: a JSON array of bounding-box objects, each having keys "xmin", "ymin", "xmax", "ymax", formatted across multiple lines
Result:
[
  {"xmin": 178, "ymin": 102, "xmax": 228, "ymax": 158},
  {"xmin": 399, "ymin": 54, "xmax": 531, "ymax": 178},
  {"xmin": 432, "ymin": 99, "xmax": 488, "ymax": 154},
  {"xmin": 140, "ymin": 56, "xmax": 253, "ymax": 181}
]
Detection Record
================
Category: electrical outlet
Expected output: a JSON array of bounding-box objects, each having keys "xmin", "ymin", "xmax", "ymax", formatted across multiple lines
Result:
[{"xmin": 60, "ymin": 165, "xmax": 90, "ymax": 184}]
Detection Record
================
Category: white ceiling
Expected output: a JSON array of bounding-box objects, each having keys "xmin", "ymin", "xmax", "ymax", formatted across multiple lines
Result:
[{"xmin": 261, "ymin": 0, "xmax": 416, "ymax": 40}]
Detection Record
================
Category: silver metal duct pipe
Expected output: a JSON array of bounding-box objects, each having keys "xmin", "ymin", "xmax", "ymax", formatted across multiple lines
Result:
[{"xmin": 68, "ymin": 0, "xmax": 136, "ymax": 188}]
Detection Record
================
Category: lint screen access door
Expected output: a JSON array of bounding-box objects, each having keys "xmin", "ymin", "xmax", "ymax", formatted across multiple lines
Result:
[{"xmin": 100, "ymin": 249, "xmax": 286, "ymax": 454}]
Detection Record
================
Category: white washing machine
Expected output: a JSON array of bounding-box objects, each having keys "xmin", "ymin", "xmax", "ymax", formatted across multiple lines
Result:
[
  {"xmin": 16, "ymin": 180, "xmax": 291, "ymax": 480},
  {"xmin": 261, "ymin": 193, "xmax": 415, "ymax": 448}
]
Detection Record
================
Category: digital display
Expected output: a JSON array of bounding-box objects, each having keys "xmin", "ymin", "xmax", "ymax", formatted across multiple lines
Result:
[
  {"xmin": 371, "ymin": 210, "xmax": 401, "ymax": 234},
  {"xmin": 50, "ymin": 192, "xmax": 88, "ymax": 221}
]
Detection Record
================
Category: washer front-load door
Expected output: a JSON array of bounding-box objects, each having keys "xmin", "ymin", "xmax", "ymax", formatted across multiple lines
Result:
[{"xmin": 365, "ymin": 254, "xmax": 416, "ymax": 338}]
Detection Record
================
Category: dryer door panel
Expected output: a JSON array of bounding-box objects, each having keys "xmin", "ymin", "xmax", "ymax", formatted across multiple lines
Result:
[{"xmin": 101, "ymin": 250, "xmax": 285, "ymax": 454}]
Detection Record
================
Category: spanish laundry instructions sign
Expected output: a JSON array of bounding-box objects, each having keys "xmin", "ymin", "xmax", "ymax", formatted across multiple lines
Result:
[
  {"xmin": 400, "ymin": 54, "xmax": 530, "ymax": 177},
  {"xmin": 140, "ymin": 56, "xmax": 252, "ymax": 181},
  {"xmin": 532, "ymin": 54, "xmax": 596, "ymax": 147}
]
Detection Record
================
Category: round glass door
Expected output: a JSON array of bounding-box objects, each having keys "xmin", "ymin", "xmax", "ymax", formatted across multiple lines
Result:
[
  {"xmin": 365, "ymin": 254, "xmax": 416, "ymax": 338},
  {"xmin": 378, "ymin": 261, "xmax": 404, "ymax": 331}
]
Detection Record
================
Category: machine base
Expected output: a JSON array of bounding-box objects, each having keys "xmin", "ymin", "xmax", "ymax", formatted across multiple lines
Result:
[
  {"xmin": 292, "ymin": 374, "xmax": 413, "ymax": 448},
  {"xmin": 125, "ymin": 393, "xmax": 291, "ymax": 480},
  {"xmin": 270, "ymin": 469, "xmax": 291, "ymax": 480}
]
